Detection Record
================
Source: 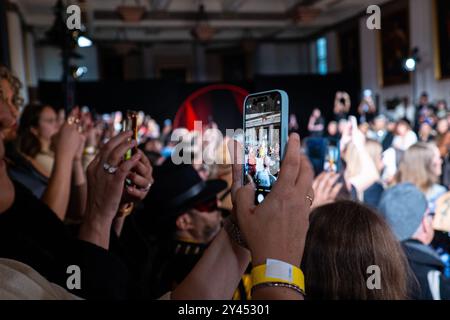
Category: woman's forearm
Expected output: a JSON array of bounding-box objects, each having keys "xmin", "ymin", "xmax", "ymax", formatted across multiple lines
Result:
[
  {"xmin": 69, "ymin": 160, "xmax": 87, "ymax": 220},
  {"xmin": 171, "ymin": 229, "xmax": 251, "ymax": 300},
  {"xmin": 78, "ymin": 213, "xmax": 113, "ymax": 250},
  {"xmin": 350, "ymin": 143, "xmax": 379, "ymax": 193},
  {"xmin": 42, "ymin": 153, "xmax": 73, "ymax": 220}
]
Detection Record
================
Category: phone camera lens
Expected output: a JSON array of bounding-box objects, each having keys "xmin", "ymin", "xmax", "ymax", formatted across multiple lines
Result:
[{"xmin": 257, "ymin": 194, "xmax": 264, "ymax": 203}]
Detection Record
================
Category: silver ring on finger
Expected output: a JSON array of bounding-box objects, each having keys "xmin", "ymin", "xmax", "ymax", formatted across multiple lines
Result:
[
  {"xmin": 103, "ymin": 162, "xmax": 118, "ymax": 174},
  {"xmin": 142, "ymin": 182, "xmax": 152, "ymax": 192}
]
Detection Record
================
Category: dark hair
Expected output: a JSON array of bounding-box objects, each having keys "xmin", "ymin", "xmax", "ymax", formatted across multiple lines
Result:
[
  {"xmin": 302, "ymin": 201, "xmax": 411, "ymax": 300},
  {"xmin": 17, "ymin": 103, "xmax": 51, "ymax": 158}
]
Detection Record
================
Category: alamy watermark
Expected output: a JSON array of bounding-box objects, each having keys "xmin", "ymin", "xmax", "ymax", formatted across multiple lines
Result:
[
  {"xmin": 65, "ymin": 4, "xmax": 381, "ymax": 32},
  {"xmin": 366, "ymin": 5, "xmax": 381, "ymax": 30},
  {"xmin": 367, "ymin": 265, "xmax": 381, "ymax": 290},
  {"xmin": 66, "ymin": 5, "xmax": 81, "ymax": 30},
  {"xmin": 66, "ymin": 265, "xmax": 81, "ymax": 290}
]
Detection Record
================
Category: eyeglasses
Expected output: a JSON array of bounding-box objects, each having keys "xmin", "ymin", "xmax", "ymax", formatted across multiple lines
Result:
[{"xmin": 192, "ymin": 199, "xmax": 218, "ymax": 213}]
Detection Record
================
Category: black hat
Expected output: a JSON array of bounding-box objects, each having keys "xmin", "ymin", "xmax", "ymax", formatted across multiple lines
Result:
[{"xmin": 144, "ymin": 160, "xmax": 227, "ymax": 222}]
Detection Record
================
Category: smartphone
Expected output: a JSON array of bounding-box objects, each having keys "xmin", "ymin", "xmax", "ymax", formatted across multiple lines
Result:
[
  {"xmin": 323, "ymin": 138, "xmax": 340, "ymax": 174},
  {"xmin": 305, "ymin": 137, "xmax": 341, "ymax": 176},
  {"xmin": 243, "ymin": 90, "xmax": 288, "ymax": 204},
  {"xmin": 123, "ymin": 110, "xmax": 138, "ymax": 161}
]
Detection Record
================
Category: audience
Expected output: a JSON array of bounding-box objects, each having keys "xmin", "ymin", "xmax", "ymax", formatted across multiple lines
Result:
[
  {"xmin": 396, "ymin": 142, "xmax": 447, "ymax": 213},
  {"xmin": 3, "ymin": 59, "xmax": 450, "ymax": 302},
  {"xmin": 378, "ymin": 183, "xmax": 450, "ymax": 299},
  {"xmin": 307, "ymin": 108, "xmax": 325, "ymax": 137},
  {"xmin": 136, "ymin": 161, "xmax": 227, "ymax": 298}
]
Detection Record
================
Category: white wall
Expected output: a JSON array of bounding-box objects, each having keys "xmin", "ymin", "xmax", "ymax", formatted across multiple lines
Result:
[{"xmin": 360, "ymin": 0, "xmax": 450, "ymax": 111}]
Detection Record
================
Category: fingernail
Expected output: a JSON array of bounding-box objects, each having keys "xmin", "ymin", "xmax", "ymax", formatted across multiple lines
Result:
[{"xmin": 290, "ymin": 133, "xmax": 300, "ymax": 141}]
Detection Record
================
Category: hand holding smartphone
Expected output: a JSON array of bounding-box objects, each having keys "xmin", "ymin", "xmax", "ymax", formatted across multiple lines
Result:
[
  {"xmin": 243, "ymin": 90, "xmax": 288, "ymax": 204},
  {"xmin": 123, "ymin": 110, "xmax": 138, "ymax": 161}
]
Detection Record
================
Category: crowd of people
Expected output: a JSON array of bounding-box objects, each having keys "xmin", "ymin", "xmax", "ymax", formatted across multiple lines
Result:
[{"xmin": 1, "ymin": 61, "xmax": 450, "ymax": 300}]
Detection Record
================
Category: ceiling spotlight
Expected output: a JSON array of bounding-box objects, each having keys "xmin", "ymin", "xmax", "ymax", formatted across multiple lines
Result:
[
  {"xmin": 404, "ymin": 47, "xmax": 421, "ymax": 72},
  {"xmin": 77, "ymin": 35, "xmax": 92, "ymax": 48},
  {"xmin": 404, "ymin": 58, "xmax": 416, "ymax": 72}
]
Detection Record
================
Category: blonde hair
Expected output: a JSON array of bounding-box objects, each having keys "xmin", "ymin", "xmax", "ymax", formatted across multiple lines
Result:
[
  {"xmin": 396, "ymin": 142, "xmax": 438, "ymax": 192},
  {"xmin": 365, "ymin": 139, "xmax": 383, "ymax": 174}
]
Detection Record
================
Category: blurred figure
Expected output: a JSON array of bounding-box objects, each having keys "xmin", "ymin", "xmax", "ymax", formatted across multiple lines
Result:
[
  {"xmin": 16, "ymin": 104, "xmax": 59, "ymax": 178},
  {"xmin": 363, "ymin": 140, "xmax": 385, "ymax": 208},
  {"xmin": 326, "ymin": 121, "xmax": 339, "ymax": 139},
  {"xmin": 392, "ymin": 119, "xmax": 418, "ymax": 151},
  {"xmin": 333, "ymin": 91, "xmax": 351, "ymax": 122},
  {"xmin": 415, "ymin": 92, "xmax": 435, "ymax": 132},
  {"xmin": 146, "ymin": 118, "xmax": 161, "ymax": 139},
  {"xmin": 307, "ymin": 108, "xmax": 325, "ymax": 137},
  {"xmin": 303, "ymin": 201, "xmax": 409, "ymax": 300},
  {"xmin": 436, "ymin": 100, "xmax": 448, "ymax": 119},
  {"xmin": 396, "ymin": 142, "xmax": 446, "ymax": 213},
  {"xmin": 436, "ymin": 118, "xmax": 450, "ymax": 188},
  {"xmin": 340, "ymin": 117, "xmax": 380, "ymax": 200},
  {"xmin": 367, "ymin": 115, "xmax": 394, "ymax": 151},
  {"xmin": 358, "ymin": 90, "xmax": 377, "ymax": 123},
  {"xmin": 358, "ymin": 122, "xmax": 370, "ymax": 136},
  {"xmin": 113, "ymin": 111, "xmax": 123, "ymax": 134},
  {"xmin": 337, "ymin": 119, "xmax": 348, "ymax": 136},
  {"xmin": 394, "ymin": 97, "xmax": 416, "ymax": 126},
  {"xmin": 135, "ymin": 162, "xmax": 227, "ymax": 298},
  {"xmin": 378, "ymin": 183, "xmax": 450, "ymax": 300},
  {"xmin": 418, "ymin": 121, "xmax": 436, "ymax": 143}
]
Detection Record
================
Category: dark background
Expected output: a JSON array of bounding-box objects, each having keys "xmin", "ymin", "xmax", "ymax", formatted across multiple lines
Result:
[{"xmin": 39, "ymin": 73, "xmax": 360, "ymax": 137}]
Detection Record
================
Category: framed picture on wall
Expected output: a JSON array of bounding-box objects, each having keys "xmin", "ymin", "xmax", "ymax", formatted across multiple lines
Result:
[
  {"xmin": 378, "ymin": 2, "xmax": 410, "ymax": 87},
  {"xmin": 434, "ymin": 0, "xmax": 450, "ymax": 79}
]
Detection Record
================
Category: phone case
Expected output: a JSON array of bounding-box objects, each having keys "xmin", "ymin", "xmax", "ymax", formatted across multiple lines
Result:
[{"xmin": 242, "ymin": 90, "xmax": 289, "ymax": 199}]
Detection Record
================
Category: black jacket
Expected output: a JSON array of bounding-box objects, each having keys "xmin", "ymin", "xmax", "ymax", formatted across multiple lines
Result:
[
  {"xmin": 0, "ymin": 181, "xmax": 131, "ymax": 299},
  {"xmin": 402, "ymin": 239, "xmax": 450, "ymax": 300}
]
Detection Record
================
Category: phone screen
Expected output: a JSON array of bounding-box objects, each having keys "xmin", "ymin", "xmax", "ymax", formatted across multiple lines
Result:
[
  {"xmin": 324, "ymin": 139, "xmax": 340, "ymax": 173},
  {"xmin": 244, "ymin": 92, "xmax": 282, "ymax": 204}
]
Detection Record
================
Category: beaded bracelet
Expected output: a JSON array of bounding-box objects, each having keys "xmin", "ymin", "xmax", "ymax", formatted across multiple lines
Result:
[
  {"xmin": 223, "ymin": 215, "xmax": 248, "ymax": 249},
  {"xmin": 251, "ymin": 282, "xmax": 306, "ymax": 297}
]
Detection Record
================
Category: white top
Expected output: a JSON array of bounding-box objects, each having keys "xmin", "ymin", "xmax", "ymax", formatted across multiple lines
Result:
[{"xmin": 0, "ymin": 258, "xmax": 81, "ymax": 300}]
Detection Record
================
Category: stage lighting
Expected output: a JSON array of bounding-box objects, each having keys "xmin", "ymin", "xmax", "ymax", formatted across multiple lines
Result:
[
  {"xmin": 72, "ymin": 66, "xmax": 88, "ymax": 79},
  {"xmin": 77, "ymin": 35, "xmax": 93, "ymax": 48},
  {"xmin": 405, "ymin": 58, "xmax": 416, "ymax": 72}
]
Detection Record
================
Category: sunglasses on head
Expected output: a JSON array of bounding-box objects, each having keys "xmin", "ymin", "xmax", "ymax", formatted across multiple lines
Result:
[{"xmin": 192, "ymin": 199, "xmax": 218, "ymax": 213}]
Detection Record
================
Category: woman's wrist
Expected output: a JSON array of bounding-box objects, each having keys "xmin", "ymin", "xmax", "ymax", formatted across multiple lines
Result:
[
  {"xmin": 79, "ymin": 208, "xmax": 114, "ymax": 249},
  {"xmin": 251, "ymin": 248, "xmax": 303, "ymax": 268}
]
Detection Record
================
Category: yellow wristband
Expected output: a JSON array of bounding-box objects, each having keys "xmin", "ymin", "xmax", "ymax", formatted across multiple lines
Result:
[{"xmin": 251, "ymin": 259, "xmax": 305, "ymax": 292}]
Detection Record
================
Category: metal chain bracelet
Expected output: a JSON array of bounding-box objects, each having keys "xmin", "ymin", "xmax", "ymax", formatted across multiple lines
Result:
[{"xmin": 223, "ymin": 214, "xmax": 248, "ymax": 249}]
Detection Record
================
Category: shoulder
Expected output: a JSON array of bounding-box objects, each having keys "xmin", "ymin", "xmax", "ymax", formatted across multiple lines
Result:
[{"xmin": 0, "ymin": 258, "xmax": 81, "ymax": 300}]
